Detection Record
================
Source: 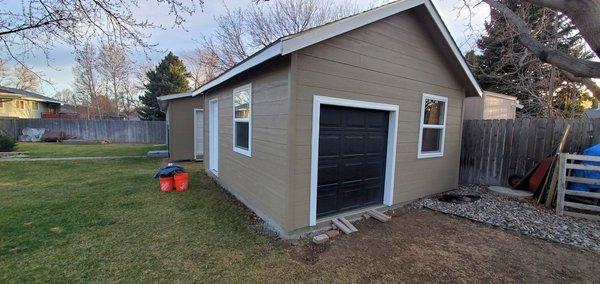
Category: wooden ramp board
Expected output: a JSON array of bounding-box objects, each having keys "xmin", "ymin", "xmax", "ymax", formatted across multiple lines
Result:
[
  {"xmin": 338, "ymin": 217, "xmax": 358, "ymax": 233},
  {"xmin": 367, "ymin": 210, "xmax": 391, "ymax": 222},
  {"xmin": 331, "ymin": 219, "xmax": 354, "ymax": 235}
]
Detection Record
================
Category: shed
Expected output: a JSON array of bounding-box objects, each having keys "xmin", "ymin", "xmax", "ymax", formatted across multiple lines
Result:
[
  {"xmin": 158, "ymin": 0, "xmax": 483, "ymax": 237},
  {"xmin": 464, "ymin": 91, "xmax": 522, "ymax": 120}
]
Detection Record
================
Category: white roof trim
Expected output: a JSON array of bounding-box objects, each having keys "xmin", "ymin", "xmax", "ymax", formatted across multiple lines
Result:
[
  {"xmin": 281, "ymin": 0, "xmax": 423, "ymax": 54},
  {"xmin": 191, "ymin": 42, "xmax": 283, "ymax": 96},
  {"xmin": 183, "ymin": 0, "xmax": 481, "ymax": 98},
  {"xmin": 158, "ymin": 92, "xmax": 193, "ymax": 101}
]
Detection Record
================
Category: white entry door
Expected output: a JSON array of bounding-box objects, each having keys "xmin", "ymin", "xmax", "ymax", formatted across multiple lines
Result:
[
  {"xmin": 209, "ymin": 99, "xmax": 219, "ymax": 175},
  {"xmin": 194, "ymin": 109, "xmax": 204, "ymax": 160}
]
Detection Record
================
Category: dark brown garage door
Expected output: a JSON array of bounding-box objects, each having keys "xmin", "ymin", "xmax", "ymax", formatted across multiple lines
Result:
[{"xmin": 317, "ymin": 105, "xmax": 389, "ymax": 217}]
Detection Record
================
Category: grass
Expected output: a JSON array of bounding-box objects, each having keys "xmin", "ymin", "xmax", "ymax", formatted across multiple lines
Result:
[
  {"xmin": 2, "ymin": 145, "xmax": 595, "ymax": 282},
  {"xmin": 0, "ymin": 158, "xmax": 289, "ymax": 282},
  {"xmin": 15, "ymin": 142, "xmax": 166, "ymax": 158}
]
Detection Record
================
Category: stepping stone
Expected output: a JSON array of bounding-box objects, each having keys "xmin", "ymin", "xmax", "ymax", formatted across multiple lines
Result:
[{"xmin": 488, "ymin": 186, "xmax": 533, "ymax": 198}]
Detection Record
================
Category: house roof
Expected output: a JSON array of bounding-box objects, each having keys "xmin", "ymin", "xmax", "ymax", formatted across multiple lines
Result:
[
  {"xmin": 0, "ymin": 86, "xmax": 63, "ymax": 105},
  {"xmin": 159, "ymin": 0, "xmax": 482, "ymax": 101}
]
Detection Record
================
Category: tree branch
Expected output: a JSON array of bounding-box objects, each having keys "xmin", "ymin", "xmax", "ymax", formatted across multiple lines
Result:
[
  {"xmin": 484, "ymin": 0, "xmax": 600, "ymax": 78},
  {"xmin": 563, "ymin": 71, "xmax": 600, "ymax": 99},
  {"xmin": 522, "ymin": 0, "xmax": 600, "ymax": 58},
  {"xmin": 0, "ymin": 18, "xmax": 65, "ymax": 36}
]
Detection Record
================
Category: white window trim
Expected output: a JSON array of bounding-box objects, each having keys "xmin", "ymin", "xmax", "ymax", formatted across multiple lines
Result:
[
  {"xmin": 417, "ymin": 93, "xmax": 448, "ymax": 159},
  {"xmin": 309, "ymin": 95, "xmax": 399, "ymax": 226},
  {"xmin": 232, "ymin": 83, "xmax": 252, "ymax": 157}
]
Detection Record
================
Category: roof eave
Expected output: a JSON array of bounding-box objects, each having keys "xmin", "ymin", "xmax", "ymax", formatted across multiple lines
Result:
[
  {"xmin": 191, "ymin": 41, "xmax": 284, "ymax": 96},
  {"xmin": 179, "ymin": 0, "xmax": 482, "ymax": 98}
]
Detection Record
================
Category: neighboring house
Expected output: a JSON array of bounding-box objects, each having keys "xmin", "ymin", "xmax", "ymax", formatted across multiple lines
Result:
[
  {"xmin": 0, "ymin": 86, "xmax": 63, "ymax": 119},
  {"xmin": 464, "ymin": 91, "xmax": 523, "ymax": 120},
  {"xmin": 159, "ymin": 0, "xmax": 483, "ymax": 237}
]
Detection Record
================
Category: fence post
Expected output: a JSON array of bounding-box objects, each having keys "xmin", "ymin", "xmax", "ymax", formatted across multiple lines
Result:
[{"xmin": 556, "ymin": 153, "xmax": 567, "ymax": 215}]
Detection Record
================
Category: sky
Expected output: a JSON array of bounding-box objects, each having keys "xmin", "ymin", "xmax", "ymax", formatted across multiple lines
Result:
[{"xmin": 3, "ymin": 0, "xmax": 490, "ymax": 97}]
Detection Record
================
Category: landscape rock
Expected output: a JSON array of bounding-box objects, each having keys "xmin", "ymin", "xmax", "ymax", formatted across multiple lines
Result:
[
  {"xmin": 312, "ymin": 234, "xmax": 329, "ymax": 244},
  {"xmin": 413, "ymin": 185, "xmax": 600, "ymax": 252},
  {"xmin": 326, "ymin": 229, "xmax": 340, "ymax": 239}
]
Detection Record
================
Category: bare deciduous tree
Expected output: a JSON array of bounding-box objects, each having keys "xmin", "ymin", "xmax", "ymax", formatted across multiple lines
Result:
[
  {"xmin": 0, "ymin": 59, "xmax": 8, "ymax": 85},
  {"xmin": 184, "ymin": 48, "xmax": 220, "ymax": 89},
  {"xmin": 73, "ymin": 43, "xmax": 102, "ymax": 118},
  {"xmin": 14, "ymin": 66, "xmax": 39, "ymax": 91},
  {"xmin": 461, "ymin": 0, "xmax": 600, "ymax": 98},
  {"xmin": 0, "ymin": 0, "xmax": 204, "ymax": 69},
  {"xmin": 98, "ymin": 43, "xmax": 133, "ymax": 115},
  {"xmin": 201, "ymin": 0, "xmax": 360, "ymax": 73}
]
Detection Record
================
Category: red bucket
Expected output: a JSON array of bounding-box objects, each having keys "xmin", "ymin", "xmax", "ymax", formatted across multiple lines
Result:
[
  {"xmin": 174, "ymin": 172, "xmax": 189, "ymax": 192},
  {"xmin": 159, "ymin": 176, "xmax": 174, "ymax": 192}
]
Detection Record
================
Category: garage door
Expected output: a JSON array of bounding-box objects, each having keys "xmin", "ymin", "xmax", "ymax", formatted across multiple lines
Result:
[{"xmin": 317, "ymin": 105, "xmax": 389, "ymax": 217}]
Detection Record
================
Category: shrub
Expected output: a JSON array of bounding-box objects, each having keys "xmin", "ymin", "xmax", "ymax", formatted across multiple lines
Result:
[{"xmin": 0, "ymin": 134, "xmax": 16, "ymax": 152}]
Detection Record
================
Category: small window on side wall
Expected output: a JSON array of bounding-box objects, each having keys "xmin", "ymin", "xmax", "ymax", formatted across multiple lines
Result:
[
  {"xmin": 418, "ymin": 93, "xmax": 448, "ymax": 159},
  {"xmin": 233, "ymin": 84, "xmax": 251, "ymax": 156}
]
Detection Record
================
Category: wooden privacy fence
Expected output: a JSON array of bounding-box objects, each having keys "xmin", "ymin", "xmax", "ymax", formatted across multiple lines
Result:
[
  {"xmin": 460, "ymin": 118, "xmax": 600, "ymax": 186},
  {"xmin": 0, "ymin": 118, "xmax": 166, "ymax": 144}
]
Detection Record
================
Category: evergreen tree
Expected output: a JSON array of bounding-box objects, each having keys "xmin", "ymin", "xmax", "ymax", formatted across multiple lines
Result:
[
  {"xmin": 467, "ymin": 1, "xmax": 596, "ymax": 117},
  {"xmin": 138, "ymin": 52, "xmax": 190, "ymax": 120}
]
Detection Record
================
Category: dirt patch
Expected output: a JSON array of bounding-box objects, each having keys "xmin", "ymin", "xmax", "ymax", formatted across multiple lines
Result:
[{"xmin": 275, "ymin": 207, "xmax": 600, "ymax": 282}]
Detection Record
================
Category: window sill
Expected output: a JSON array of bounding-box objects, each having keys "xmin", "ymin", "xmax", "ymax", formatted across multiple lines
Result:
[
  {"xmin": 233, "ymin": 147, "xmax": 251, "ymax": 157},
  {"xmin": 417, "ymin": 151, "xmax": 444, "ymax": 159}
]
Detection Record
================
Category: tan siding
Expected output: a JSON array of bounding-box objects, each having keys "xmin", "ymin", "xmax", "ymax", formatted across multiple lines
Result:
[
  {"xmin": 167, "ymin": 96, "xmax": 204, "ymax": 161},
  {"xmin": 289, "ymin": 9, "xmax": 467, "ymax": 230},
  {"xmin": 0, "ymin": 99, "xmax": 51, "ymax": 118},
  {"xmin": 203, "ymin": 59, "xmax": 292, "ymax": 231}
]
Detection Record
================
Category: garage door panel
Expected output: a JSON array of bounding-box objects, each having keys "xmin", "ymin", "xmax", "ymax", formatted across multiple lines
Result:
[
  {"xmin": 366, "ymin": 111, "xmax": 388, "ymax": 129},
  {"xmin": 317, "ymin": 104, "xmax": 389, "ymax": 217},
  {"xmin": 319, "ymin": 134, "xmax": 341, "ymax": 157},
  {"xmin": 366, "ymin": 134, "xmax": 386, "ymax": 154},
  {"xmin": 340, "ymin": 161, "xmax": 363, "ymax": 182},
  {"xmin": 317, "ymin": 163, "xmax": 339, "ymax": 186},
  {"xmin": 342, "ymin": 134, "xmax": 365, "ymax": 155}
]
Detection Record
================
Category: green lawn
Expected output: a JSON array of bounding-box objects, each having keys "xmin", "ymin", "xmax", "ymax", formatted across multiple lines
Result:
[
  {"xmin": 3, "ymin": 147, "xmax": 595, "ymax": 282},
  {"xmin": 0, "ymin": 158, "xmax": 290, "ymax": 282},
  {"xmin": 16, "ymin": 142, "xmax": 166, "ymax": 158}
]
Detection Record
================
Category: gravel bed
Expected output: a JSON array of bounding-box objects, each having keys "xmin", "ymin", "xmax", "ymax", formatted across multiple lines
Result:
[{"xmin": 413, "ymin": 185, "xmax": 600, "ymax": 252}]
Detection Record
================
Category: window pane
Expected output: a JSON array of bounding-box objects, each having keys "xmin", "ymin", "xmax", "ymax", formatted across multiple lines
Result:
[
  {"xmin": 235, "ymin": 121, "xmax": 249, "ymax": 150},
  {"xmin": 421, "ymin": 128, "xmax": 442, "ymax": 152},
  {"xmin": 234, "ymin": 90, "xmax": 250, "ymax": 119},
  {"xmin": 423, "ymin": 99, "xmax": 445, "ymax": 125}
]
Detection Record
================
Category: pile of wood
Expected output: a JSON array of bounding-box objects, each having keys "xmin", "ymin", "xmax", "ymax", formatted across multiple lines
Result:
[
  {"xmin": 513, "ymin": 125, "xmax": 570, "ymax": 207},
  {"xmin": 529, "ymin": 125, "xmax": 600, "ymax": 220}
]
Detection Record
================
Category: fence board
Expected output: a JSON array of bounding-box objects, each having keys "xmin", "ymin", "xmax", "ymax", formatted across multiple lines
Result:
[
  {"xmin": 0, "ymin": 118, "xmax": 165, "ymax": 144},
  {"xmin": 461, "ymin": 118, "xmax": 599, "ymax": 186}
]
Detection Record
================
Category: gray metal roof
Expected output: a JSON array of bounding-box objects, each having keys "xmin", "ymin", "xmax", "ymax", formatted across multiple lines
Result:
[{"xmin": 0, "ymin": 86, "xmax": 63, "ymax": 105}]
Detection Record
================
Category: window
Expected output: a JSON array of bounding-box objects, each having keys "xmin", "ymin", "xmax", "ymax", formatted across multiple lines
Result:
[
  {"xmin": 417, "ymin": 93, "xmax": 448, "ymax": 158},
  {"xmin": 16, "ymin": 100, "xmax": 25, "ymax": 109},
  {"xmin": 233, "ymin": 84, "xmax": 251, "ymax": 156},
  {"xmin": 32, "ymin": 101, "xmax": 39, "ymax": 110},
  {"xmin": 0, "ymin": 101, "xmax": 3, "ymax": 108}
]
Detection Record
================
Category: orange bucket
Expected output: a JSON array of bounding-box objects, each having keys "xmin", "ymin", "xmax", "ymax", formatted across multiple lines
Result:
[
  {"xmin": 159, "ymin": 176, "xmax": 174, "ymax": 192},
  {"xmin": 174, "ymin": 172, "xmax": 189, "ymax": 192}
]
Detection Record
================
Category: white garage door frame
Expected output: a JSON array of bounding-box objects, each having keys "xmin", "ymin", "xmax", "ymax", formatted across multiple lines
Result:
[{"xmin": 309, "ymin": 95, "xmax": 399, "ymax": 226}]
